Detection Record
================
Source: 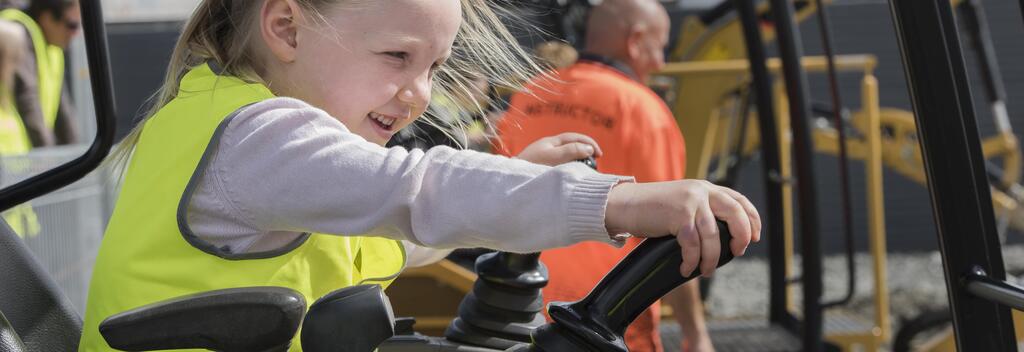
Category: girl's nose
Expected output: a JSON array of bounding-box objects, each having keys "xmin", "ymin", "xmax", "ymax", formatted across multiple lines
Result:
[{"xmin": 398, "ymin": 73, "xmax": 432, "ymax": 110}]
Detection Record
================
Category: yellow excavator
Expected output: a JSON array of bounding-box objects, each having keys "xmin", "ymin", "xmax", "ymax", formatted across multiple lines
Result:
[{"xmin": 658, "ymin": 1, "xmax": 1024, "ymax": 351}]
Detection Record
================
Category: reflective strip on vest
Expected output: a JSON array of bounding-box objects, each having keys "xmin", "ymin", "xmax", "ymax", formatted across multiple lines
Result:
[
  {"xmin": 0, "ymin": 9, "xmax": 63, "ymax": 128},
  {"xmin": 80, "ymin": 63, "xmax": 406, "ymax": 351}
]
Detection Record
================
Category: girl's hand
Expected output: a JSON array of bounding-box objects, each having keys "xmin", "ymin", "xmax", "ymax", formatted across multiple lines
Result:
[
  {"xmin": 605, "ymin": 180, "xmax": 761, "ymax": 277},
  {"xmin": 516, "ymin": 133, "xmax": 603, "ymax": 166}
]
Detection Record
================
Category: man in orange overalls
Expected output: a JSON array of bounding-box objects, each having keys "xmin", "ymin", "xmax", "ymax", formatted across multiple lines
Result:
[{"xmin": 495, "ymin": 0, "xmax": 713, "ymax": 351}]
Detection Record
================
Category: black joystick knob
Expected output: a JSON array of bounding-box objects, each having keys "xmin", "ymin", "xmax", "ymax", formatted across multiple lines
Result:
[
  {"xmin": 445, "ymin": 252, "xmax": 549, "ymax": 350},
  {"xmin": 529, "ymin": 221, "xmax": 737, "ymax": 352},
  {"xmin": 577, "ymin": 157, "xmax": 598, "ymax": 170}
]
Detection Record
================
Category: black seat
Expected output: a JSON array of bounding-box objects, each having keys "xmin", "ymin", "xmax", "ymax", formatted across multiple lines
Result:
[
  {"xmin": 302, "ymin": 284, "xmax": 396, "ymax": 352},
  {"xmin": 0, "ymin": 219, "xmax": 82, "ymax": 351},
  {"xmin": 0, "ymin": 311, "xmax": 26, "ymax": 352},
  {"xmin": 100, "ymin": 287, "xmax": 306, "ymax": 352},
  {"xmin": 1, "ymin": 216, "xmax": 311, "ymax": 352}
]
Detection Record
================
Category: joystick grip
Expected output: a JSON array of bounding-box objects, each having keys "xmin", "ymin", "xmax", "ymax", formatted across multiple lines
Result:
[{"xmin": 531, "ymin": 221, "xmax": 736, "ymax": 352}]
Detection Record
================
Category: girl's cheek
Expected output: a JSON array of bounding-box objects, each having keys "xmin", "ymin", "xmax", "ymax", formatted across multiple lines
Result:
[{"xmin": 401, "ymin": 116, "xmax": 421, "ymax": 130}]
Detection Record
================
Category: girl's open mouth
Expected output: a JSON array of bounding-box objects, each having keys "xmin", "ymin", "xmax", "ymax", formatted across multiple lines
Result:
[
  {"xmin": 370, "ymin": 112, "xmax": 397, "ymax": 131},
  {"xmin": 368, "ymin": 112, "xmax": 400, "ymax": 141}
]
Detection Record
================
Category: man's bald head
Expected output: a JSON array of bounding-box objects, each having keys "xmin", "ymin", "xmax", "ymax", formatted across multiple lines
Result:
[{"xmin": 583, "ymin": 0, "xmax": 669, "ymax": 81}]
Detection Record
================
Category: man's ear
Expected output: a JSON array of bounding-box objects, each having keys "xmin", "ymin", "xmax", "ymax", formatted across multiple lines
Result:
[
  {"xmin": 625, "ymin": 24, "xmax": 646, "ymax": 62},
  {"xmin": 261, "ymin": 0, "xmax": 301, "ymax": 63}
]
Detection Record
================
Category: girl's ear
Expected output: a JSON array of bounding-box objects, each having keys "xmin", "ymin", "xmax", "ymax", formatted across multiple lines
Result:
[{"xmin": 261, "ymin": 0, "xmax": 300, "ymax": 63}]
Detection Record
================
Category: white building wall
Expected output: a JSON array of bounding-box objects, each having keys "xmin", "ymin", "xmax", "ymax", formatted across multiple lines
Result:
[{"xmin": 102, "ymin": 0, "xmax": 201, "ymax": 23}]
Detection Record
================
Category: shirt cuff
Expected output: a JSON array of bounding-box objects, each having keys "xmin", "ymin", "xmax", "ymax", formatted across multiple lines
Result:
[{"xmin": 566, "ymin": 172, "xmax": 635, "ymax": 247}]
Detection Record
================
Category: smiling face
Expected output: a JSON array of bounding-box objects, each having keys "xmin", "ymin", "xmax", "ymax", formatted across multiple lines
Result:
[{"xmin": 270, "ymin": 0, "xmax": 462, "ymax": 145}]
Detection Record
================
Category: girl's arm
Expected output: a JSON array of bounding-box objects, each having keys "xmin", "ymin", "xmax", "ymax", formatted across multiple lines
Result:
[
  {"xmin": 185, "ymin": 97, "xmax": 629, "ymax": 254},
  {"xmin": 402, "ymin": 242, "xmax": 454, "ymax": 268}
]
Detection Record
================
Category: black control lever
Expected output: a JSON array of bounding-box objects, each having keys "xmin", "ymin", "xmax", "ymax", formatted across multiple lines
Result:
[
  {"xmin": 442, "ymin": 157, "xmax": 597, "ymax": 350},
  {"xmin": 578, "ymin": 156, "xmax": 597, "ymax": 170},
  {"xmin": 444, "ymin": 252, "xmax": 548, "ymax": 349},
  {"xmin": 528, "ymin": 221, "xmax": 736, "ymax": 352}
]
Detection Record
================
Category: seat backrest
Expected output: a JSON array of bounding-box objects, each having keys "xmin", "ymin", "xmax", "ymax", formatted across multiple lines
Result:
[
  {"xmin": 0, "ymin": 219, "xmax": 82, "ymax": 351},
  {"xmin": 0, "ymin": 311, "xmax": 25, "ymax": 352}
]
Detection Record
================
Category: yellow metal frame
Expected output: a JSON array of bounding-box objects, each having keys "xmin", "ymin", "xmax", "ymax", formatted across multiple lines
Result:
[
  {"xmin": 657, "ymin": 52, "xmax": 1024, "ymax": 350},
  {"xmin": 656, "ymin": 55, "xmax": 891, "ymax": 351},
  {"xmin": 660, "ymin": 6, "xmax": 1024, "ymax": 347}
]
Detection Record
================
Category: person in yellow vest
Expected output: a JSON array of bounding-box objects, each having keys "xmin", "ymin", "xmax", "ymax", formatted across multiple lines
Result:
[
  {"xmin": 0, "ymin": 19, "xmax": 28, "ymax": 155},
  {"xmin": 1, "ymin": 0, "xmax": 80, "ymax": 148},
  {"xmin": 79, "ymin": 1, "xmax": 762, "ymax": 350},
  {"xmin": 0, "ymin": 18, "xmax": 40, "ymax": 238}
]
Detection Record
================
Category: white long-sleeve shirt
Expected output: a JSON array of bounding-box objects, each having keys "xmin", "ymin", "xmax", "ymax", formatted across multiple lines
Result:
[{"xmin": 183, "ymin": 97, "xmax": 630, "ymax": 268}]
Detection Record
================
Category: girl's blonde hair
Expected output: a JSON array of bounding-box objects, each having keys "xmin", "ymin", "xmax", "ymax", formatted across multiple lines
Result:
[{"xmin": 110, "ymin": 0, "xmax": 542, "ymax": 169}]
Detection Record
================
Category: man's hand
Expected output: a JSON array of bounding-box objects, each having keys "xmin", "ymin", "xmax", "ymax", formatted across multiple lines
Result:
[{"xmin": 516, "ymin": 133, "xmax": 603, "ymax": 166}]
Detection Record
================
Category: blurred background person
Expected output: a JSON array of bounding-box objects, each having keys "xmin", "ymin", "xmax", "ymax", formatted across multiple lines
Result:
[
  {"xmin": 495, "ymin": 0, "xmax": 714, "ymax": 351},
  {"xmin": 1, "ymin": 0, "xmax": 80, "ymax": 149},
  {"xmin": 0, "ymin": 18, "xmax": 40, "ymax": 237}
]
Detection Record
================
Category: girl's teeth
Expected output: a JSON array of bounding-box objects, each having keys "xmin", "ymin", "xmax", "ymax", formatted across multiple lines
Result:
[{"xmin": 372, "ymin": 113, "xmax": 395, "ymax": 126}]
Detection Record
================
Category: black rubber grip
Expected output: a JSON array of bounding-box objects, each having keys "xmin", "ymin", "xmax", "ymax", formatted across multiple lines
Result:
[{"xmin": 532, "ymin": 221, "xmax": 736, "ymax": 352}]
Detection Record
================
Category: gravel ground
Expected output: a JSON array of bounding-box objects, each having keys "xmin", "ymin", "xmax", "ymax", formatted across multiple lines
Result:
[{"xmin": 680, "ymin": 244, "xmax": 1024, "ymax": 349}]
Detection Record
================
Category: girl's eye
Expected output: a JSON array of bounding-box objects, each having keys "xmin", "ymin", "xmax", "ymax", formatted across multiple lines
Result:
[{"xmin": 385, "ymin": 52, "xmax": 409, "ymax": 61}]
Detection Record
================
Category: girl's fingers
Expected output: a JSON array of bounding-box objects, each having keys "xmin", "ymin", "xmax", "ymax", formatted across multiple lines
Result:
[
  {"xmin": 722, "ymin": 187, "xmax": 762, "ymax": 243},
  {"xmin": 554, "ymin": 132, "xmax": 603, "ymax": 157},
  {"xmin": 676, "ymin": 208, "xmax": 701, "ymax": 277},
  {"xmin": 708, "ymin": 190, "xmax": 752, "ymax": 257},
  {"xmin": 695, "ymin": 205, "xmax": 720, "ymax": 277},
  {"xmin": 551, "ymin": 142, "xmax": 596, "ymax": 163}
]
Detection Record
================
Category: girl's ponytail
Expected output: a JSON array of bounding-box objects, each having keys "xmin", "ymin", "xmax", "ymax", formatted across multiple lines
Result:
[{"xmin": 109, "ymin": 0, "xmax": 263, "ymax": 172}]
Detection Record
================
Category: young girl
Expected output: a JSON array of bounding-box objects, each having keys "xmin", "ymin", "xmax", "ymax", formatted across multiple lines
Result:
[{"xmin": 80, "ymin": 0, "xmax": 761, "ymax": 350}]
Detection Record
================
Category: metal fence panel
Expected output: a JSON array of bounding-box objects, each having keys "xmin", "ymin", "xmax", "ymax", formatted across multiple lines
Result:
[{"xmin": 0, "ymin": 146, "xmax": 115, "ymax": 314}]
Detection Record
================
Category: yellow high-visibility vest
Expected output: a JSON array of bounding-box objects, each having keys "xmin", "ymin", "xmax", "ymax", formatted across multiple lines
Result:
[
  {"xmin": 0, "ymin": 9, "xmax": 64, "ymax": 129},
  {"xmin": 80, "ymin": 63, "xmax": 406, "ymax": 351},
  {"xmin": 0, "ymin": 101, "xmax": 38, "ymax": 237},
  {"xmin": 0, "ymin": 13, "xmax": 40, "ymax": 235}
]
